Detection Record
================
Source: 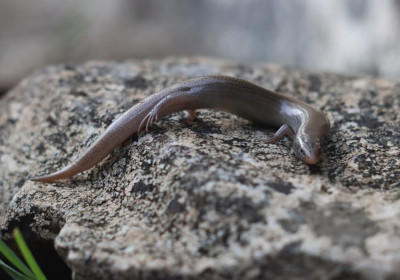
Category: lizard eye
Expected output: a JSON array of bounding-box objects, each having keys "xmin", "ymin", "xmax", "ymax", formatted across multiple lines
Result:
[{"xmin": 299, "ymin": 148, "xmax": 309, "ymax": 162}]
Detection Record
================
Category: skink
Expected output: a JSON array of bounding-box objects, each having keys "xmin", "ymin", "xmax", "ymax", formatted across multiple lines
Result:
[{"xmin": 31, "ymin": 76, "xmax": 330, "ymax": 183}]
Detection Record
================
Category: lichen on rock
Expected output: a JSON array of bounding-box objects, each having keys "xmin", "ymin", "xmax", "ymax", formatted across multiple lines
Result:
[{"xmin": 0, "ymin": 57, "xmax": 399, "ymax": 279}]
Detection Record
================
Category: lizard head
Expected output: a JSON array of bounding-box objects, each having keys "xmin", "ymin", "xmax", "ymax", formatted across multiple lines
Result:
[{"xmin": 293, "ymin": 134, "xmax": 322, "ymax": 164}]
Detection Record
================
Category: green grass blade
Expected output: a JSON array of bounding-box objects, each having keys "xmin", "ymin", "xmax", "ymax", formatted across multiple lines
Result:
[
  {"xmin": 0, "ymin": 259, "xmax": 32, "ymax": 280},
  {"xmin": 13, "ymin": 228, "xmax": 47, "ymax": 280},
  {"xmin": 0, "ymin": 239, "xmax": 35, "ymax": 278}
]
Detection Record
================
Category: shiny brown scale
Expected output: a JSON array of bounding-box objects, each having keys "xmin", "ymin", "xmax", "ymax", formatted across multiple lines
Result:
[{"xmin": 31, "ymin": 76, "xmax": 330, "ymax": 183}]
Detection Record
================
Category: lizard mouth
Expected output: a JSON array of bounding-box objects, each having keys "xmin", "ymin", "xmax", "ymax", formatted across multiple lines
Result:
[
  {"xmin": 303, "ymin": 154, "xmax": 320, "ymax": 165},
  {"xmin": 297, "ymin": 147, "xmax": 320, "ymax": 165}
]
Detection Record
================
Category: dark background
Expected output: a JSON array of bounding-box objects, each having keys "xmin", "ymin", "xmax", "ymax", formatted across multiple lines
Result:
[{"xmin": 1, "ymin": 0, "xmax": 400, "ymax": 93}]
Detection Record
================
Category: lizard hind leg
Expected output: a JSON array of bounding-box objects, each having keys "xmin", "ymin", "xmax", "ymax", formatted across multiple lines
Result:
[
  {"xmin": 138, "ymin": 104, "xmax": 162, "ymax": 133},
  {"xmin": 138, "ymin": 94, "xmax": 174, "ymax": 133},
  {"xmin": 138, "ymin": 91, "xmax": 192, "ymax": 134}
]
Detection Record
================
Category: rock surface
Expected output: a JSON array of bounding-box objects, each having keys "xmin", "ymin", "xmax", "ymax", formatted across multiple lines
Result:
[{"xmin": 0, "ymin": 57, "xmax": 399, "ymax": 279}]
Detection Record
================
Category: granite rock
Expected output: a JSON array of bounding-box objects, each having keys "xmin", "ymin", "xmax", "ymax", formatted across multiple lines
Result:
[{"xmin": 0, "ymin": 57, "xmax": 399, "ymax": 279}]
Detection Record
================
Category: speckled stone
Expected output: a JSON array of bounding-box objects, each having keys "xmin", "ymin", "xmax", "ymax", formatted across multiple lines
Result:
[{"xmin": 0, "ymin": 57, "xmax": 399, "ymax": 280}]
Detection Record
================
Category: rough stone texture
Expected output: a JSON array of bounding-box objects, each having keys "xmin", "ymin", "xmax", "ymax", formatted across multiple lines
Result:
[{"xmin": 0, "ymin": 57, "xmax": 399, "ymax": 279}]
